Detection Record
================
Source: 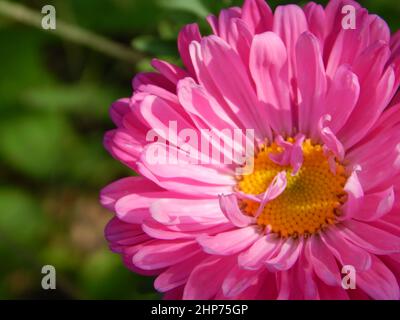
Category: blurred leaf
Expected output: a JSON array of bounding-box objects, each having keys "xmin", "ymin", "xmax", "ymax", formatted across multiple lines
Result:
[
  {"xmin": 63, "ymin": 0, "xmax": 162, "ymax": 32},
  {"xmin": 157, "ymin": 20, "xmax": 179, "ymax": 40},
  {"xmin": 69, "ymin": 136, "xmax": 130, "ymax": 187},
  {"xmin": 40, "ymin": 240, "xmax": 80, "ymax": 273},
  {"xmin": 0, "ymin": 113, "xmax": 78, "ymax": 179},
  {"xmin": 80, "ymin": 249, "xmax": 158, "ymax": 299},
  {"xmin": 0, "ymin": 187, "xmax": 46, "ymax": 245},
  {"xmin": 132, "ymin": 35, "xmax": 177, "ymax": 56},
  {"xmin": 20, "ymin": 83, "xmax": 120, "ymax": 119},
  {"xmin": 136, "ymin": 57, "xmax": 154, "ymax": 72},
  {"xmin": 158, "ymin": 0, "xmax": 209, "ymax": 18},
  {"xmin": 0, "ymin": 29, "xmax": 54, "ymax": 107}
]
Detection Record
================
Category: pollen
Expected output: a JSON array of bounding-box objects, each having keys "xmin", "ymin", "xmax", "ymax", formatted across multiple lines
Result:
[{"xmin": 237, "ymin": 139, "xmax": 348, "ymax": 238}]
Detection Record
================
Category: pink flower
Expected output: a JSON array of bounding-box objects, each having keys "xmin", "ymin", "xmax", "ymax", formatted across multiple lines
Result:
[{"xmin": 101, "ymin": 0, "xmax": 400, "ymax": 300}]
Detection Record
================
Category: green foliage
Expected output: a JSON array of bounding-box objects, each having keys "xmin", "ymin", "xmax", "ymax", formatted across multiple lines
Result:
[
  {"xmin": 0, "ymin": 0, "xmax": 398, "ymax": 299},
  {"xmin": 0, "ymin": 113, "xmax": 77, "ymax": 179},
  {"xmin": 0, "ymin": 187, "xmax": 46, "ymax": 245}
]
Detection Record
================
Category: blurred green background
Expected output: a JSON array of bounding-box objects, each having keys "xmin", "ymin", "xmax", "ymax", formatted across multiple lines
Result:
[{"xmin": 0, "ymin": 0, "xmax": 398, "ymax": 299}]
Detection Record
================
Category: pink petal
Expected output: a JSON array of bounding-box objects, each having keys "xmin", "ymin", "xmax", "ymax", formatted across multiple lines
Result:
[
  {"xmin": 321, "ymin": 226, "xmax": 371, "ymax": 271},
  {"xmin": 183, "ymin": 256, "xmax": 236, "ymax": 299},
  {"xmin": 140, "ymin": 145, "xmax": 234, "ymax": 184},
  {"xmin": 316, "ymin": 277, "xmax": 349, "ymax": 300},
  {"xmin": 216, "ymin": 8, "xmax": 242, "ymax": 42},
  {"xmin": 110, "ymin": 98, "xmax": 131, "ymax": 126},
  {"xmin": 100, "ymin": 176, "xmax": 159, "ymax": 210},
  {"xmin": 137, "ymin": 160, "xmax": 233, "ymax": 197},
  {"xmin": 197, "ymin": 226, "xmax": 261, "ymax": 256},
  {"xmin": 293, "ymin": 251, "xmax": 319, "ymax": 299},
  {"xmin": 296, "ymin": 32, "xmax": 327, "ymax": 138},
  {"xmin": 318, "ymin": 115, "xmax": 345, "ymax": 160},
  {"xmin": 341, "ymin": 169, "xmax": 364, "ymax": 220},
  {"xmin": 200, "ymin": 35, "xmax": 270, "ymax": 140},
  {"xmin": 132, "ymin": 240, "xmax": 199, "ymax": 270},
  {"xmin": 306, "ymin": 235, "xmax": 341, "ymax": 286},
  {"xmin": 151, "ymin": 198, "xmax": 227, "ymax": 225},
  {"xmin": 155, "ymin": 252, "xmax": 205, "ymax": 292},
  {"xmin": 105, "ymin": 217, "xmax": 151, "ymax": 250},
  {"xmin": 340, "ymin": 220, "xmax": 400, "ymax": 254},
  {"xmin": 178, "ymin": 23, "xmax": 202, "ymax": 77},
  {"xmin": 241, "ymin": 0, "xmax": 273, "ymax": 34},
  {"xmin": 104, "ymin": 129, "xmax": 143, "ymax": 170},
  {"xmin": 101, "ymin": 177, "xmax": 179, "ymax": 224},
  {"xmin": 142, "ymin": 217, "xmax": 231, "ymax": 240},
  {"xmin": 225, "ymin": 18, "xmax": 253, "ymax": 67},
  {"xmin": 163, "ymin": 286, "xmax": 184, "ymax": 300},
  {"xmin": 273, "ymin": 4, "xmax": 308, "ymax": 83},
  {"xmin": 265, "ymin": 238, "xmax": 303, "ymax": 271},
  {"xmin": 222, "ymin": 265, "xmax": 262, "ymax": 298},
  {"xmin": 390, "ymin": 30, "xmax": 400, "ymax": 64},
  {"xmin": 256, "ymin": 171, "xmax": 287, "ymax": 217},
  {"xmin": 350, "ymin": 186, "xmax": 395, "ymax": 221},
  {"xmin": 276, "ymin": 270, "xmax": 293, "ymax": 300},
  {"xmin": 323, "ymin": 65, "xmax": 360, "ymax": 133},
  {"xmin": 218, "ymin": 194, "xmax": 254, "ymax": 227},
  {"xmin": 303, "ymin": 2, "xmax": 326, "ymax": 47},
  {"xmin": 134, "ymin": 95, "xmax": 195, "ymax": 150},
  {"xmin": 151, "ymin": 59, "xmax": 188, "ymax": 85},
  {"xmin": 133, "ymin": 71, "xmax": 175, "ymax": 93},
  {"xmin": 290, "ymin": 134, "xmax": 305, "ymax": 175},
  {"xmin": 357, "ymin": 255, "xmax": 400, "ymax": 300},
  {"xmin": 249, "ymin": 31, "xmax": 292, "ymax": 135},
  {"xmin": 238, "ymin": 234, "xmax": 282, "ymax": 270},
  {"xmin": 339, "ymin": 43, "xmax": 395, "ymax": 148}
]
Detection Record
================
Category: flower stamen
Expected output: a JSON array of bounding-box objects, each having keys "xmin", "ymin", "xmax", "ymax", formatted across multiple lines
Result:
[{"xmin": 237, "ymin": 138, "xmax": 348, "ymax": 238}]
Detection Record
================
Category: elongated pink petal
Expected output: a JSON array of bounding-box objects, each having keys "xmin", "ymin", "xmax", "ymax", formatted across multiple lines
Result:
[
  {"xmin": 307, "ymin": 235, "xmax": 341, "ymax": 286},
  {"xmin": 357, "ymin": 256, "xmax": 400, "ymax": 300},
  {"xmin": 151, "ymin": 198, "xmax": 227, "ymax": 225},
  {"xmin": 238, "ymin": 234, "xmax": 282, "ymax": 270},
  {"xmin": 241, "ymin": 0, "xmax": 273, "ymax": 34},
  {"xmin": 132, "ymin": 240, "xmax": 199, "ymax": 270},
  {"xmin": 350, "ymin": 186, "xmax": 395, "ymax": 221},
  {"xmin": 255, "ymin": 171, "xmax": 287, "ymax": 217},
  {"xmin": 323, "ymin": 65, "xmax": 360, "ymax": 133},
  {"xmin": 151, "ymin": 59, "xmax": 188, "ymax": 85},
  {"xmin": 110, "ymin": 98, "xmax": 131, "ymax": 126},
  {"xmin": 321, "ymin": 226, "xmax": 371, "ymax": 271},
  {"xmin": 265, "ymin": 238, "xmax": 303, "ymax": 271},
  {"xmin": 296, "ymin": 32, "xmax": 327, "ymax": 138},
  {"xmin": 218, "ymin": 194, "xmax": 254, "ymax": 227},
  {"xmin": 340, "ymin": 220, "xmax": 400, "ymax": 254},
  {"xmin": 178, "ymin": 23, "xmax": 202, "ymax": 76},
  {"xmin": 249, "ymin": 31, "xmax": 292, "ymax": 135},
  {"xmin": 183, "ymin": 256, "xmax": 236, "ymax": 299},
  {"xmin": 319, "ymin": 115, "xmax": 345, "ymax": 160},
  {"xmin": 341, "ymin": 169, "xmax": 364, "ymax": 220},
  {"xmin": 155, "ymin": 252, "xmax": 206, "ymax": 292},
  {"xmin": 273, "ymin": 4, "xmax": 308, "ymax": 83},
  {"xmin": 200, "ymin": 35, "xmax": 270, "ymax": 140},
  {"xmin": 197, "ymin": 226, "xmax": 261, "ymax": 255},
  {"xmin": 222, "ymin": 265, "xmax": 262, "ymax": 297}
]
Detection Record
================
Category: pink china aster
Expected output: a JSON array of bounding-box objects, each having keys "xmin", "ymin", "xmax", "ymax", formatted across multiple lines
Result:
[{"xmin": 101, "ymin": 0, "xmax": 400, "ymax": 299}]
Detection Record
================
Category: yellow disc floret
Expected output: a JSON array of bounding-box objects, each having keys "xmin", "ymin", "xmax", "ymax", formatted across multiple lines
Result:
[{"xmin": 237, "ymin": 139, "xmax": 347, "ymax": 238}]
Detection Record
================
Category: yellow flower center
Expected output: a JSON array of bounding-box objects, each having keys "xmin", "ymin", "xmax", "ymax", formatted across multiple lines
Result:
[{"xmin": 237, "ymin": 139, "xmax": 348, "ymax": 238}]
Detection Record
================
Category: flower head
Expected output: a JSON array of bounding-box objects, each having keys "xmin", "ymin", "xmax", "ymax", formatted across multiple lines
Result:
[{"xmin": 101, "ymin": 0, "xmax": 400, "ymax": 300}]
